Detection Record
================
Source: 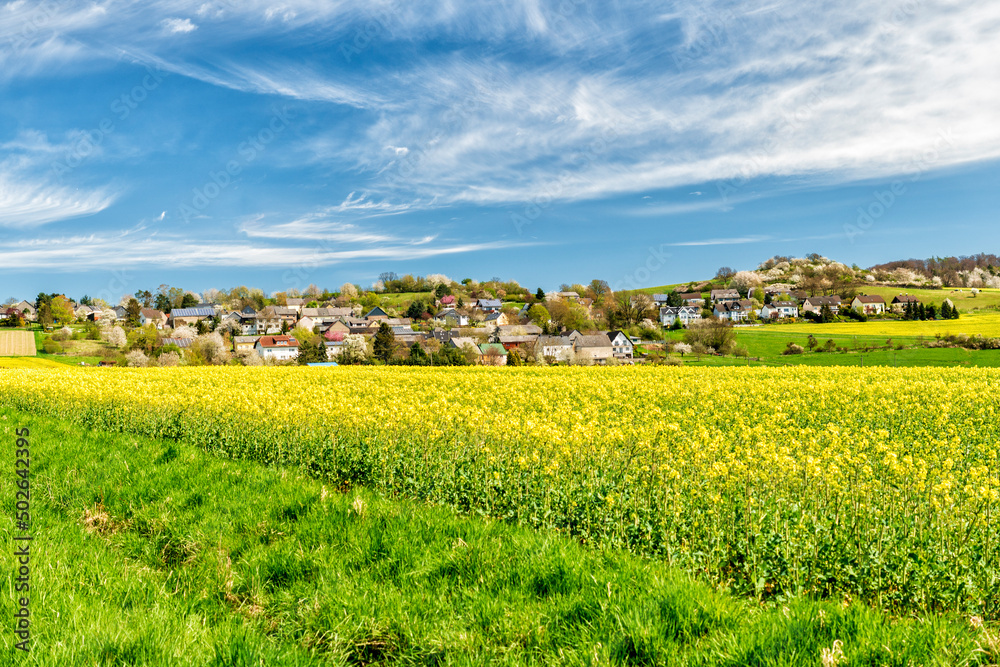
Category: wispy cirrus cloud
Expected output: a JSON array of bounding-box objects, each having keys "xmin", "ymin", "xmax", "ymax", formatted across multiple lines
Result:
[{"xmin": 0, "ymin": 169, "xmax": 116, "ymax": 228}]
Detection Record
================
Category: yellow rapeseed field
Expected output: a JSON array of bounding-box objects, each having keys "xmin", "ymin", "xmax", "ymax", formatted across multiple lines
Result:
[{"xmin": 1, "ymin": 366, "xmax": 996, "ymax": 613}]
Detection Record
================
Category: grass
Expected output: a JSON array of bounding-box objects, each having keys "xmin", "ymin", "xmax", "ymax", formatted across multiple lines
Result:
[
  {"xmin": 663, "ymin": 311, "xmax": 1000, "ymax": 366},
  {"xmin": 2, "ymin": 407, "xmax": 997, "ymax": 665}
]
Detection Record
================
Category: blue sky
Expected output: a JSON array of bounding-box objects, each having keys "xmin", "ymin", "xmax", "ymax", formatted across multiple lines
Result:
[{"xmin": 1, "ymin": 0, "xmax": 998, "ymax": 301}]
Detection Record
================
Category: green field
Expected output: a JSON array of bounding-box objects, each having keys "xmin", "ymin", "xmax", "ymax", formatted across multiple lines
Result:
[{"xmin": 2, "ymin": 408, "xmax": 995, "ymax": 665}]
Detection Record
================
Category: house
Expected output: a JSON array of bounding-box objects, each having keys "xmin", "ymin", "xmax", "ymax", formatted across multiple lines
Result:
[
  {"xmin": 297, "ymin": 316, "xmax": 318, "ymax": 332},
  {"xmin": 710, "ymin": 289, "xmax": 740, "ymax": 303},
  {"xmin": 300, "ymin": 307, "xmax": 352, "ymax": 325},
  {"xmin": 75, "ymin": 304, "xmax": 98, "ymax": 320},
  {"xmin": 169, "ymin": 306, "xmax": 216, "ymax": 327},
  {"xmin": 484, "ymin": 311, "xmax": 510, "ymax": 326},
  {"xmin": 233, "ymin": 336, "xmax": 258, "ymax": 352},
  {"xmin": 498, "ymin": 324, "xmax": 542, "ymax": 336},
  {"xmin": 713, "ymin": 300, "xmax": 753, "ymax": 322},
  {"xmin": 326, "ymin": 319, "xmax": 352, "ymax": 335},
  {"xmin": 255, "ymin": 335, "xmax": 299, "ymax": 361},
  {"xmin": 160, "ymin": 337, "xmax": 193, "ymax": 349},
  {"xmin": 438, "ymin": 295, "xmax": 456, "ymax": 307},
  {"xmin": 763, "ymin": 283, "xmax": 796, "ymax": 296},
  {"xmin": 535, "ymin": 336, "xmax": 573, "ymax": 362},
  {"xmin": 545, "ymin": 291, "xmax": 580, "ymax": 302},
  {"xmin": 890, "ymin": 294, "xmax": 921, "ymax": 312},
  {"xmin": 140, "ymin": 308, "xmax": 168, "ymax": 329},
  {"xmin": 679, "ymin": 292, "xmax": 704, "ymax": 306},
  {"xmin": 478, "ymin": 342, "xmax": 509, "ymax": 365},
  {"xmin": 498, "ymin": 335, "xmax": 537, "ymax": 351},
  {"xmin": 112, "ymin": 305, "xmax": 128, "ymax": 321},
  {"xmin": 13, "ymin": 300, "xmax": 36, "ymax": 320},
  {"xmin": 448, "ymin": 337, "xmax": 482, "ymax": 361},
  {"xmin": 537, "ymin": 335, "xmax": 574, "ymax": 362},
  {"xmin": 256, "ymin": 306, "xmax": 298, "ymax": 333},
  {"xmin": 285, "ymin": 298, "xmax": 305, "ymax": 313},
  {"xmin": 573, "ymin": 334, "xmax": 614, "ymax": 364},
  {"xmin": 800, "ymin": 296, "xmax": 842, "ymax": 315},
  {"xmin": 852, "ymin": 295, "xmax": 886, "ymax": 315},
  {"xmin": 652, "ymin": 294, "xmax": 672, "ymax": 307},
  {"xmin": 364, "ymin": 306, "xmax": 389, "ymax": 321},
  {"xmin": 759, "ymin": 301, "xmax": 799, "ymax": 320},
  {"xmin": 607, "ymin": 330, "xmax": 634, "ymax": 359},
  {"xmin": 476, "ymin": 299, "xmax": 502, "ymax": 313},
  {"xmin": 438, "ymin": 308, "xmax": 469, "ymax": 327},
  {"xmin": 660, "ymin": 306, "xmax": 702, "ymax": 327}
]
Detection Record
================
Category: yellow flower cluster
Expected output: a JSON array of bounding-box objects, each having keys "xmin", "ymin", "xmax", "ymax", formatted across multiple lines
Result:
[{"xmin": 1, "ymin": 365, "xmax": 997, "ymax": 612}]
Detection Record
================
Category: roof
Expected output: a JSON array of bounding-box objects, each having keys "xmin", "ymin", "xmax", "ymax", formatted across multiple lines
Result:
[
  {"xmin": 891, "ymin": 294, "xmax": 920, "ymax": 303},
  {"xmin": 769, "ymin": 301, "xmax": 798, "ymax": 307},
  {"xmin": 286, "ymin": 298, "xmax": 305, "ymax": 306},
  {"xmin": 449, "ymin": 336, "xmax": 480, "ymax": 350},
  {"xmin": 170, "ymin": 307, "xmax": 216, "ymax": 318},
  {"xmin": 538, "ymin": 335, "xmax": 573, "ymax": 347},
  {"xmin": 679, "ymin": 292, "xmax": 702, "ymax": 299},
  {"xmin": 854, "ymin": 295, "xmax": 886, "ymax": 303},
  {"xmin": 161, "ymin": 337, "xmax": 193, "ymax": 349},
  {"xmin": 140, "ymin": 308, "xmax": 165, "ymax": 319},
  {"xmin": 803, "ymin": 295, "xmax": 842, "ymax": 305},
  {"xmin": 256, "ymin": 335, "xmax": 299, "ymax": 348},
  {"xmin": 607, "ymin": 330, "xmax": 631, "ymax": 343},
  {"xmin": 477, "ymin": 299, "xmax": 502, "ymax": 308},
  {"xmin": 574, "ymin": 334, "xmax": 612, "ymax": 348},
  {"xmin": 364, "ymin": 307, "xmax": 389, "ymax": 318},
  {"xmin": 479, "ymin": 343, "xmax": 508, "ymax": 355},
  {"xmin": 233, "ymin": 336, "xmax": 258, "ymax": 344},
  {"xmin": 710, "ymin": 289, "xmax": 740, "ymax": 298},
  {"xmin": 241, "ymin": 306, "xmax": 258, "ymax": 315}
]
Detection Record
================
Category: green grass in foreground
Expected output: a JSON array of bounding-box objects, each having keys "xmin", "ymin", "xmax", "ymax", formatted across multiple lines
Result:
[{"xmin": 2, "ymin": 409, "xmax": 998, "ymax": 665}]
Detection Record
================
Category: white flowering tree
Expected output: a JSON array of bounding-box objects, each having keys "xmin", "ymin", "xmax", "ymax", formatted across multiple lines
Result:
[
  {"xmin": 125, "ymin": 350, "xmax": 148, "ymax": 367},
  {"xmin": 103, "ymin": 325, "xmax": 127, "ymax": 349}
]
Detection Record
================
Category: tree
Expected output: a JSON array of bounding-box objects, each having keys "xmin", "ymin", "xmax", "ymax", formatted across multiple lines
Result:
[
  {"xmin": 715, "ymin": 266, "xmax": 735, "ymax": 283},
  {"xmin": 38, "ymin": 303, "xmax": 54, "ymax": 328},
  {"xmin": 373, "ymin": 322, "xmax": 396, "ymax": 362},
  {"xmin": 135, "ymin": 290, "xmax": 153, "ymax": 308},
  {"xmin": 674, "ymin": 342, "xmax": 692, "ymax": 357},
  {"xmin": 940, "ymin": 301, "xmax": 952, "ymax": 319},
  {"xmin": 296, "ymin": 338, "xmax": 327, "ymax": 365},
  {"xmin": 535, "ymin": 287, "xmax": 545, "ymax": 301},
  {"xmin": 408, "ymin": 342, "xmax": 429, "ymax": 365},
  {"xmin": 506, "ymin": 349, "xmax": 523, "ymax": 366},
  {"xmin": 527, "ymin": 304, "xmax": 549, "ymax": 325},
  {"xmin": 180, "ymin": 293, "xmax": 199, "ymax": 308},
  {"xmin": 126, "ymin": 298, "xmax": 142, "ymax": 328},
  {"xmin": 488, "ymin": 326, "xmax": 501, "ymax": 344},
  {"xmin": 50, "ymin": 295, "xmax": 75, "ymax": 324},
  {"xmin": 337, "ymin": 334, "xmax": 369, "ymax": 365},
  {"xmin": 103, "ymin": 326, "xmax": 127, "ymax": 349},
  {"xmin": 807, "ymin": 334, "xmax": 818, "ymax": 351},
  {"xmin": 666, "ymin": 290, "xmax": 683, "ymax": 307},
  {"xmin": 340, "ymin": 283, "xmax": 359, "ymax": 299},
  {"xmin": 588, "ymin": 279, "xmax": 611, "ymax": 299},
  {"xmin": 405, "ymin": 300, "xmax": 427, "ymax": 320},
  {"xmin": 154, "ymin": 292, "xmax": 171, "ymax": 313},
  {"xmin": 684, "ymin": 319, "xmax": 736, "ymax": 355}
]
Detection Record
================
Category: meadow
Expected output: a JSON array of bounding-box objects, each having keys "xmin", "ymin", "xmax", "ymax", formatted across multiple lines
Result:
[
  {"xmin": 4, "ymin": 408, "xmax": 995, "ymax": 664},
  {"xmin": 1, "ymin": 366, "xmax": 997, "ymax": 620}
]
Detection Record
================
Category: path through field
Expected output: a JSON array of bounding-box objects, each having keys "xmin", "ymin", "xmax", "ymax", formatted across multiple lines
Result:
[{"xmin": 0, "ymin": 330, "xmax": 37, "ymax": 356}]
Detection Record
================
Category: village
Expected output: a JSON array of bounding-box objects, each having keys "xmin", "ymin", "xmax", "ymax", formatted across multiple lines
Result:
[{"xmin": 0, "ymin": 271, "xmax": 963, "ymax": 366}]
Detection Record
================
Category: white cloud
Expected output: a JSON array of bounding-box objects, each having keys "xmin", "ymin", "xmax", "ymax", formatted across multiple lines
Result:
[
  {"xmin": 162, "ymin": 17, "xmax": 197, "ymax": 33},
  {"xmin": 0, "ymin": 171, "xmax": 116, "ymax": 228}
]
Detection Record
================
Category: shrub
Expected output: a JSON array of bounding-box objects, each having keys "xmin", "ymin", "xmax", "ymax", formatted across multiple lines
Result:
[
  {"xmin": 42, "ymin": 340, "xmax": 62, "ymax": 354},
  {"xmin": 782, "ymin": 343, "xmax": 804, "ymax": 355}
]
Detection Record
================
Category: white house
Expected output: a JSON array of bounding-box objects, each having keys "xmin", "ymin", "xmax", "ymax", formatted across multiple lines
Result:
[
  {"xmin": 537, "ymin": 335, "xmax": 574, "ymax": 362},
  {"xmin": 437, "ymin": 308, "xmax": 469, "ymax": 327},
  {"xmin": 714, "ymin": 300, "xmax": 753, "ymax": 322},
  {"xmin": 660, "ymin": 306, "xmax": 702, "ymax": 327},
  {"xmin": 852, "ymin": 295, "xmax": 886, "ymax": 315},
  {"xmin": 255, "ymin": 335, "xmax": 299, "ymax": 361},
  {"xmin": 139, "ymin": 308, "xmax": 168, "ymax": 329},
  {"xmin": 607, "ymin": 330, "xmax": 634, "ymax": 359},
  {"xmin": 573, "ymin": 334, "xmax": 614, "ymax": 364},
  {"xmin": 710, "ymin": 289, "xmax": 740, "ymax": 303},
  {"xmin": 759, "ymin": 301, "xmax": 799, "ymax": 320},
  {"xmin": 801, "ymin": 296, "xmax": 842, "ymax": 315}
]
